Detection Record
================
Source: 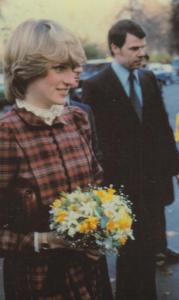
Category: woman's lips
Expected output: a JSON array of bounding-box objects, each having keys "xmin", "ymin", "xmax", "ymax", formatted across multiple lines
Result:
[{"xmin": 56, "ymin": 88, "xmax": 69, "ymax": 94}]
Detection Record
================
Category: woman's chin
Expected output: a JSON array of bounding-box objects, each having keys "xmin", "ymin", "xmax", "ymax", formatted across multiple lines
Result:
[{"xmin": 52, "ymin": 97, "xmax": 66, "ymax": 105}]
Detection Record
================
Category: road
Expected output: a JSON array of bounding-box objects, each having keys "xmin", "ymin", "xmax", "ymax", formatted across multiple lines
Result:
[
  {"xmin": 0, "ymin": 83, "xmax": 179, "ymax": 299},
  {"xmin": 156, "ymin": 84, "xmax": 179, "ymax": 300}
]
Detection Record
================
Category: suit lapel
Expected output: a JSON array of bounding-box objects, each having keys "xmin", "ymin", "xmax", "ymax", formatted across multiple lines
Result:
[
  {"xmin": 138, "ymin": 69, "xmax": 153, "ymax": 120},
  {"xmin": 138, "ymin": 69, "xmax": 159, "ymax": 136},
  {"xmin": 105, "ymin": 65, "xmax": 129, "ymax": 102},
  {"xmin": 106, "ymin": 65, "xmax": 141, "ymax": 124},
  {"xmin": 138, "ymin": 69, "xmax": 148, "ymax": 104}
]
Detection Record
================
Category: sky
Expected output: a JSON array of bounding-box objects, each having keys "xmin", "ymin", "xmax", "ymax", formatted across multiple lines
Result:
[
  {"xmin": 0, "ymin": 0, "xmax": 171, "ymax": 46},
  {"xmin": 0, "ymin": 0, "xmax": 126, "ymax": 44}
]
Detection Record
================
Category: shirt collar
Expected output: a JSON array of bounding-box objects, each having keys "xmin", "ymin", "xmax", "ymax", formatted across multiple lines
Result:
[
  {"xmin": 16, "ymin": 99, "xmax": 65, "ymax": 126},
  {"xmin": 111, "ymin": 59, "xmax": 140, "ymax": 84}
]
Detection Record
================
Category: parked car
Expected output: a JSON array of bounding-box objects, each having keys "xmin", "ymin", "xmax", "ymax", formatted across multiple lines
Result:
[
  {"xmin": 80, "ymin": 58, "xmax": 111, "ymax": 81},
  {"xmin": 172, "ymin": 57, "xmax": 179, "ymax": 76},
  {"xmin": 71, "ymin": 58, "xmax": 111, "ymax": 101},
  {"xmin": 148, "ymin": 63, "xmax": 174, "ymax": 85}
]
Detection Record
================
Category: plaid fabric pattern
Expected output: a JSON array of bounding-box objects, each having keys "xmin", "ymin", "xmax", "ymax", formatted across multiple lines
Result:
[
  {"xmin": 4, "ymin": 252, "xmax": 102, "ymax": 300},
  {"xmin": 0, "ymin": 230, "xmax": 33, "ymax": 252},
  {"xmin": 0, "ymin": 106, "xmax": 104, "ymax": 299}
]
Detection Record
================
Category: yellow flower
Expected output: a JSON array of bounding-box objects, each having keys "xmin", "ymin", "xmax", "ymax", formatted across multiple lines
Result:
[
  {"xmin": 107, "ymin": 187, "xmax": 116, "ymax": 195},
  {"xmin": 79, "ymin": 217, "xmax": 99, "ymax": 233},
  {"xmin": 79, "ymin": 221, "xmax": 89, "ymax": 233},
  {"xmin": 119, "ymin": 207, "xmax": 128, "ymax": 215},
  {"xmin": 52, "ymin": 199, "xmax": 62, "ymax": 209},
  {"xmin": 94, "ymin": 189, "xmax": 114, "ymax": 203},
  {"xmin": 55, "ymin": 210, "xmax": 68, "ymax": 223},
  {"xmin": 94, "ymin": 189, "xmax": 105, "ymax": 198},
  {"xmin": 116, "ymin": 214, "xmax": 132, "ymax": 230},
  {"xmin": 69, "ymin": 204, "xmax": 77, "ymax": 211},
  {"xmin": 106, "ymin": 220, "xmax": 115, "ymax": 232},
  {"xmin": 87, "ymin": 216, "xmax": 99, "ymax": 230},
  {"xmin": 119, "ymin": 236, "xmax": 128, "ymax": 246}
]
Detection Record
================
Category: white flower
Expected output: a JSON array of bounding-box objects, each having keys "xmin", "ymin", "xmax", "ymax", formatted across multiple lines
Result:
[
  {"xmin": 79, "ymin": 201, "xmax": 97, "ymax": 216},
  {"xmin": 50, "ymin": 186, "xmax": 135, "ymax": 254},
  {"xmin": 68, "ymin": 227, "xmax": 78, "ymax": 237},
  {"xmin": 66, "ymin": 211, "xmax": 81, "ymax": 227}
]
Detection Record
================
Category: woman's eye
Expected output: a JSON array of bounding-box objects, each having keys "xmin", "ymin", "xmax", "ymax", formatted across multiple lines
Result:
[{"xmin": 52, "ymin": 65, "xmax": 66, "ymax": 72}]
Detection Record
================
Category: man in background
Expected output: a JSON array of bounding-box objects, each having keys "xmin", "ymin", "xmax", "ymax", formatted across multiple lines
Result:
[
  {"xmin": 67, "ymin": 65, "xmax": 102, "ymax": 162},
  {"xmin": 82, "ymin": 19, "xmax": 179, "ymax": 300},
  {"xmin": 140, "ymin": 55, "xmax": 179, "ymax": 266}
]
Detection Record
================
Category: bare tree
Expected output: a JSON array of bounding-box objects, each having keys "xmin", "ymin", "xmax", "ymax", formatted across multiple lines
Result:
[
  {"xmin": 170, "ymin": 0, "xmax": 179, "ymax": 54},
  {"xmin": 114, "ymin": 0, "xmax": 171, "ymax": 53},
  {"xmin": 0, "ymin": 0, "xmax": 5, "ymax": 17}
]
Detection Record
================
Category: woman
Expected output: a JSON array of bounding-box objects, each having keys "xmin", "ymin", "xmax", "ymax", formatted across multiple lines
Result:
[{"xmin": 0, "ymin": 19, "xmax": 113, "ymax": 300}]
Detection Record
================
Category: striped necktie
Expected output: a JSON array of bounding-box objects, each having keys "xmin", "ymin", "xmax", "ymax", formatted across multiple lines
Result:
[{"xmin": 128, "ymin": 70, "xmax": 142, "ymax": 121}]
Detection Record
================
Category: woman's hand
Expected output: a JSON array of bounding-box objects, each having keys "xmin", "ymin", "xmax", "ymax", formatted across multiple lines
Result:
[
  {"xmin": 39, "ymin": 233, "xmax": 102, "ymax": 260},
  {"xmin": 85, "ymin": 248, "xmax": 102, "ymax": 261},
  {"xmin": 39, "ymin": 232, "xmax": 68, "ymax": 250}
]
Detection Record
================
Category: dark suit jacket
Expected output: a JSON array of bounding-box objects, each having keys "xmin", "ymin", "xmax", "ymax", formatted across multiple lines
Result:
[
  {"xmin": 68, "ymin": 98, "xmax": 114, "ymax": 300},
  {"xmin": 82, "ymin": 65, "xmax": 179, "ymax": 207},
  {"xmin": 69, "ymin": 100, "xmax": 103, "ymax": 163}
]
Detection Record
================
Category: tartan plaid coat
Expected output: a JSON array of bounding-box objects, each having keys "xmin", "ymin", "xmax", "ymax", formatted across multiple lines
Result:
[{"xmin": 0, "ymin": 105, "xmax": 111, "ymax": 300}]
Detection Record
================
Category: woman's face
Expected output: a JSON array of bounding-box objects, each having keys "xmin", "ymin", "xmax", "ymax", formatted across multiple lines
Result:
[{"xmin": 26, "ymin": 64, "xmax": 76, "ymax": 108}]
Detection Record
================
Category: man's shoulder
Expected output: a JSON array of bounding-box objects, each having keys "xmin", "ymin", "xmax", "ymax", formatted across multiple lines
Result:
[
  {"xmin": 138, "ymin": 68, "xmax": 156, "ymax": 80},
  {"xmin": 84, "ymin": 64, "xmax": 112, "ymax": 85},
  {"xmin": 70, "ymin": 100, "xmax": 91, "ymax": 113}
]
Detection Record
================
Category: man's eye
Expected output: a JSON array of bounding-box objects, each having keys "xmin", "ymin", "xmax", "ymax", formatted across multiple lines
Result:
[
  {"xmin": 130, "ymin": 46, "xmax": 146, "ymax": 52},
  {"xmin": 130, "ymin": 47, "xmax": 140, "ymax": 51}
]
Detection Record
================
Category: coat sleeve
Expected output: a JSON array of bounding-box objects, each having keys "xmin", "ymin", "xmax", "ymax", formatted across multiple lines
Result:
[
  {"xmin": 82, "ymin": 79, "xmax": 108, "ymax": 170},
  {"xmin": 71, "ymin": 106, "xmax": 103, "ymax": 185},
  {"xmin": 0, "ymin": 124, "xmax": 34, "ymax": 254},
  {"xmin": 87, "ymin": 106, "xmax": 103, "ymax": 164},
  {"xmin": 69, "ymin": 100, "xmax": 103, "ymax": 163},
  {"xmin": 82, "ymin": 79, "xmax": 99, "ymax": 108}
]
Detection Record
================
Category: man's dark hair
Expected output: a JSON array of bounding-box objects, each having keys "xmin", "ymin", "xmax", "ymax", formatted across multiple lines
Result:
[{"xmin": 108, "ymin": 19, "xmax": 146, "ymax": 55}]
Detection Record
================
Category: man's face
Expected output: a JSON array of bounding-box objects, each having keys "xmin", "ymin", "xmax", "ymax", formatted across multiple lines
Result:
[
  {"xmin": 111, "ymin": 33, "xmax": 146, "ymax": 69},
  {"xmin": 71, "ymin": 65, "xmax": 83, "ymax": 88}
]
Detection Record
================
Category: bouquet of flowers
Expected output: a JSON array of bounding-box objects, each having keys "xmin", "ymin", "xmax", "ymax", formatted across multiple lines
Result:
[{"xmin": 49, "ymin": 186, "xmax": 135, "ymax": 254}]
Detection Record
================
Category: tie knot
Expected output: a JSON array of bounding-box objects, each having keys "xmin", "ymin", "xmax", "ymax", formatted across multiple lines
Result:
[{"xmin": 128, "ymin": 70, "xmax": 135, "ymax": 82}]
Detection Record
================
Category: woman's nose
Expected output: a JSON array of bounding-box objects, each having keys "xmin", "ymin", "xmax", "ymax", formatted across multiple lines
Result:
[
  {"xmin": 64, "ymin": 69, "xmax": 76, "ymax": 86},
  {"xmin": 74, "ymin": 65, "xmax": 83, "ymax": 74}
]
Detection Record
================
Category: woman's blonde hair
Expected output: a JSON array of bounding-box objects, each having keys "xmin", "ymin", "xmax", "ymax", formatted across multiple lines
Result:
[{"xmin": 4, "ymin": 19, "xmax": 86, "ymax": 102}]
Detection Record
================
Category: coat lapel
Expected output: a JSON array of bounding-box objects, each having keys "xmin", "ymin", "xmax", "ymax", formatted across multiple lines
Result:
[{"xmin": 138, "ymin": 69, "xmax": 153, "ymax": 121}]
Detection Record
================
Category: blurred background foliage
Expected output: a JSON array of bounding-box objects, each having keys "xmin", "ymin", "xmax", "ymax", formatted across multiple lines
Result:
[{"xmin": 0, "ymin": 0, "xmax": 178, "ymax": 62}]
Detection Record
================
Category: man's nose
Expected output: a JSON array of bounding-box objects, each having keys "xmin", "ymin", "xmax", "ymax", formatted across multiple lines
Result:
[{"xmin": 138, "ymin": 48, "xmax": 146, "ymax": 57}]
